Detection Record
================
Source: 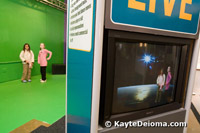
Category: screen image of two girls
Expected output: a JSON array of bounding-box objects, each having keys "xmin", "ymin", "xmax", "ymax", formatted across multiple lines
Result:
[{"xmin": 111, "ymin": 42, "xmax": 180, "ymax": 114}]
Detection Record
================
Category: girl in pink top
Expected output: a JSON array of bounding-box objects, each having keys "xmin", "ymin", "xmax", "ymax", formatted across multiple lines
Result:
[
  {"xmin": 165, "ymin": 66, "xmax": 172, "ymax": 90},
  {"xmin": 38, "ymin": 43, "xmax": 52, "ymax": 83}
]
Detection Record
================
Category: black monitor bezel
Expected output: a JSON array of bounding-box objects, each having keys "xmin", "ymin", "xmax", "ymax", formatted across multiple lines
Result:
[{"xmin": 99, "ymin": 30, "xmax": 194, "ymax": 126}]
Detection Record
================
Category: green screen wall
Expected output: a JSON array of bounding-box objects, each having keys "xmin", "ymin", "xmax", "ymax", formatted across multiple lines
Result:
[{"xmin": 0, "ymin": 0, "xmax": 65, "ymax": 83}]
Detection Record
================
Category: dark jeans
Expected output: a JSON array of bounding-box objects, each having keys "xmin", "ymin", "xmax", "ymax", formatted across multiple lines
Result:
[{"xmin": 40, "ymin": 66, "xmax": 46, "ymax": 80}]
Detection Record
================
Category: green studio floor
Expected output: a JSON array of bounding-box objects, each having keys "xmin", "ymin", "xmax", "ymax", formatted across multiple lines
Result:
[{"xmin": 0, "ymin": 74, "xmax": 66, "ymax": 133}]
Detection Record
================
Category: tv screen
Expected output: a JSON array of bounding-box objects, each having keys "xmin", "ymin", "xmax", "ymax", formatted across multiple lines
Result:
[
  {"xmin": 112, "ymin": 42, "xmax": 181, "ymax": 114},
  {"xmin": 99, "ymin": 30, "xmax": 192, "ymax": 126}
]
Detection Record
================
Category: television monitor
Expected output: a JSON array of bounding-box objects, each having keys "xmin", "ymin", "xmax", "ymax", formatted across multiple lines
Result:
[{"xmin": 99, "ymin": 30, "xmax": 193, "ymax": 126}]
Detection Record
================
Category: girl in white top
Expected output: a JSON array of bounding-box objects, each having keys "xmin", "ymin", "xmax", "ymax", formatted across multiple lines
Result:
[
  {"xmin": 157, "ymin": 69, "xmax": 166, "ymax": 90},
  {"xmin": 19, "ymin": 43, "xmax": 34, "ymax": 82},
  {"xmin": 155, "ymin": 69, "xmax": 166, "ymax": 103}
]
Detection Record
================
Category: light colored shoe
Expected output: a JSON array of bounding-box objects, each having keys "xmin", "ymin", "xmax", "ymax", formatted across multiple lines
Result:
[
  {"xmin": 192, "ymin": 92, "xmax": 196, "ymax": 95},
  {"xmin": 28, "ymin": 79, "xmax": 31, "ymax": 82},
  {"xmin": 22, "ymin": 80, "xmax": 27, "ymax": 83},
  {"xmin": 40, "ymin": 80, "xmax": 46, "ymax": 83}
]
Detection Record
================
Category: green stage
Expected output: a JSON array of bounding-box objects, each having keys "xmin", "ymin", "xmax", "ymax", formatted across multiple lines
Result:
[{"xmin": 0, "ymin": 74, "xmax": 66, "ymax": 133}]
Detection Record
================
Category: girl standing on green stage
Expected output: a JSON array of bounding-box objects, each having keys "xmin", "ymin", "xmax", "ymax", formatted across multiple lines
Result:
[
  {"xmin": 38, "ymin": 43, "xmax": 52, "ymax": 83},
  {"xmin": 19, "ymin": 43, "xmax": 35, "ymax": 83}
]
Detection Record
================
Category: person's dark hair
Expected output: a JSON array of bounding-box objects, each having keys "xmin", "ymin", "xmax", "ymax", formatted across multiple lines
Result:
[
  {"xmin": 23, "ymin": 43, "xmax": 31, "ymax": 52},
  {"xmin": 160, "ymin": 69, "xmax": 164, "ymax": 75}
]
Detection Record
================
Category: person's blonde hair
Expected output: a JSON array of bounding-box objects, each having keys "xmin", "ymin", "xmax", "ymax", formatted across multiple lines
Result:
[{"xmin": 40, "ymin": 43, "xmax": 45, "ymax": 50}]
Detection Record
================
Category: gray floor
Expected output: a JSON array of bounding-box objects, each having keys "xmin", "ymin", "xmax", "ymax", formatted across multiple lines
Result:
[
  {"xmin": 188, "ymin": 89, "xmax": 200, "ymax": 133},
  {"xmin": 187, "ymin": 110, "xmax": 200, "ymax": 133}
]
